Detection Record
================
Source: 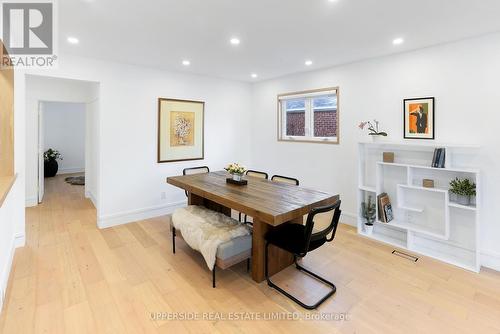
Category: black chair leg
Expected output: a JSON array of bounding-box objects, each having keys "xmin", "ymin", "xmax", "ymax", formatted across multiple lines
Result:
[
  {"xmin": 265, "ymin": 242, "xmax": 336, "ymax": 310},
  {"xmin": 212, "ymin": 265, "xmax": 216, "ymax": 288},
  {"xmin": 246, "ymin": 258, "xmax": 250, "ymax": 272},
  {"xmin": 172, "ymin": 227, "xmax": 176, "ymax": 254}
]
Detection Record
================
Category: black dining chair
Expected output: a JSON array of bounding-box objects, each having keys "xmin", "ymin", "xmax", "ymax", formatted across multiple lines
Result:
[
  {"xmin": 271, "ymin": 175, "xmax": 300, "ymax": 186},
  {"xmin": 265, "ymin": 200, "xmax": 342, "ymax": 309},
  {"xmin": 239, "ymin": 170, "xmax": 269, "ymax": 224},
  {"xmin": 182, "ymin": 166, "xmax": 210, "ymax": 197}
]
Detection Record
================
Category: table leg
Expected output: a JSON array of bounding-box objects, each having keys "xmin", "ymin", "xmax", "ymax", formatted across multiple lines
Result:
[{"xmin": 251, "ymin": 218, "xmax": 294, "ymax": 283}]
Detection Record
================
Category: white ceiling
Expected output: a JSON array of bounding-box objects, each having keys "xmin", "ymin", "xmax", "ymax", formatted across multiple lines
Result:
[{"xmin": 59, "ymin": 0, "xmax": 500, "ymax": 82}]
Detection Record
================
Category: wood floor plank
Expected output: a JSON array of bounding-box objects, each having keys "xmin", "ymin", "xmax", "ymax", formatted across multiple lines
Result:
[{"xmin": 1, "ymin": 174, "xmax": 500, "ymax": 334}]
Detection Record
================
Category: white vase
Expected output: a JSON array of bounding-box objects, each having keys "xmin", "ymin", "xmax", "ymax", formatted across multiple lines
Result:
[
  {"xmin": 232, "ymin": 173, "xmax": 243, "ymax": 182},
  {"xmin": 371, "ymin": 135, "xmax": 381, "ymax": 142},
  {"xmin": 364, "ymin": 224, "xmax": 374, "ymax": 235}
]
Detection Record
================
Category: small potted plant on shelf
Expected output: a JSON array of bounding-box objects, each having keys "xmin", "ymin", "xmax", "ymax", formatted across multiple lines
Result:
[
  {"xmin": 358, "ymin": 119, "xmax": 388, "ymax": 141},
  {"xmin": 361, "ymin": 195, "xmax": 376, "ymax": 235},
  {"xmin": 44, "ymin": 148, "xmax": 63, "ymax": 178},
  {"xmin": 224, "ymin": 163, "xmax": 247, "ymax": 182},
  {"xmin": 449, "ymin": 177, "xmax": 476, "ymax": 206}
]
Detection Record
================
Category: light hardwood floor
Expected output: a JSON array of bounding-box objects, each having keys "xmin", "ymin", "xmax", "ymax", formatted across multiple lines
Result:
[{"xmin": 1, "ymin": 175, "xmax": 500, "ymax": 333}]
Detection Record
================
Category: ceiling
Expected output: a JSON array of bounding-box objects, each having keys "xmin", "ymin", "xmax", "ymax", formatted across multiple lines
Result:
[{"xmin": 59, "ymin": 0, "xmax": 500, "ymax": 82}]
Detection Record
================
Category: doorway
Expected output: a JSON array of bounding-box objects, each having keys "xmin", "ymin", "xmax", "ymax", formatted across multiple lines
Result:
[
  {"xmin": 38, "ymin": 102, "xmax": 87, "ymax": 202},
  {"xmin": 25, "ymin": 75, "xmax": 100, "ymax": 213}
]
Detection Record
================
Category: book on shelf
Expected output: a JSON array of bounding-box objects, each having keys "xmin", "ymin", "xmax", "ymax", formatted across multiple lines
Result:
[
  {"xmin": 384, "ymin": 204, "xmax": 394, "ymax": 222},
  {"xmin": 378, "ymin": 193, "xmax": 391, "ymax": 223},
  {"xmin": 431, "ymin": 148, "xmax": 446, "ymax": 168}
]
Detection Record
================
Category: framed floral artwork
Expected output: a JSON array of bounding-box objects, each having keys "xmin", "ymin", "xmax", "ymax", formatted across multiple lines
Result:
[
  {"xmin": 157, "ymin": 98, "xmax": 204, "ymax": 163},
  {"xmin": 403, "ymin": 97, "xmax": 435, "ymax": 139}
]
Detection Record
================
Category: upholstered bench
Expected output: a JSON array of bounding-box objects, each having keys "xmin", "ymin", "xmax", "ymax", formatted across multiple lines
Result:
[{"xmin": 171, "ymin": 205, "xmax": 252, "ymax": 288}]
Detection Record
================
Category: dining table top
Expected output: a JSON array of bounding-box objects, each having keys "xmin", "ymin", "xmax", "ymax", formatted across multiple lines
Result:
[{"xmin": 166, "ymin": 171, "xmax": 339, "ymax": 226}]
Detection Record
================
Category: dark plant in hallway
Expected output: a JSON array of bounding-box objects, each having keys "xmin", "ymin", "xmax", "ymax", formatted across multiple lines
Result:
[{"xmin": 44, "ymin": 148, "xmax": 63, "ymax": 178}]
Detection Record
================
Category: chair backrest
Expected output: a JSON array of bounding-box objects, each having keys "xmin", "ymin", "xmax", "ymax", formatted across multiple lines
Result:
[
  {"xmin": 183, "ymin": 166, "xmax": 210, "ymax": 175},
  {"xmin": 302, "ymin": 200, "xmax": 342, "ymax": 255},
  {"xmin": 246, "ymin": 170, "xmax": 268, "ymax": 179},
  {"xmin": 183, "ymin": 166, "xmax": 209, "ymax": 197},
  {"xmin": 271, "ymin": 175, "xmax": 299, "ymax": 186}
]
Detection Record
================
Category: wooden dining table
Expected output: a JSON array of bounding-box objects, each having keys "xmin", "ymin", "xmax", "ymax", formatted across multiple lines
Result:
[{"xmin": 166, "ymin": 171, "xmax": 339, "ymax": 283}]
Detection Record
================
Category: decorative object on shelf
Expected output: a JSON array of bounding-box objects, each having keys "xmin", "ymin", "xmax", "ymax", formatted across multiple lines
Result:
[
  {"xmin": 358, "ymin": 119, "xmax": 387, "ymax": 141},
  {"xmin": 422, "ymin": 179, "xmax": 435, "ymax": 188},
  {"xmin": 158, "ymin": 98, "xmax": 204, "ymax": 163},
  {"xmin": 384, "ymin": 203, "xmax": 394, "ymax": 222},
  {"xmin": 361, "ymin": 195, "xmax": 376, "ymax": 235},
  {"xmin": 383, "ymin": 152, "xmax": 394, "ymax": 163},
  {"xmin": 431, "ymin": 148, "xmax": 446, "ymax": 168},
  {"xmin": 224, "ymin": 163, "xmax": 247, "ymax": 183},
  {"xmin": 44, "ymin": 148, "xmax": 63, "ymax": 178},
  {"xmin": 378, "ymin": 193, "xmax": 392, "ymax": 223},
  {"xmin": 403, "ymin": 97, "xmax": 435, "ymax": 139},
  {"xmin": 449, "ymin": 177, "xmax": 476, "ymax": 206}
]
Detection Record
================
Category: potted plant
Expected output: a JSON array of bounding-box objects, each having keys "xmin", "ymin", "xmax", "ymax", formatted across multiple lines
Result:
[
  {"xmin": 358, "ymin": 120, "xmax": 388, "ymax": 141},
  {"xmin": 224, "ymin": 163, "xmax": 247, "ymax": 182},
  {"xmin": 449, "ymin": 177, "xmax": 476, "ymax": 206},
  {"xmin": 361, "ymin": 195, "xmax": 376, "ymax": 235},
  {"xmin": 44, "ymin": 149, "xmax": 63, "ymax": 177}
]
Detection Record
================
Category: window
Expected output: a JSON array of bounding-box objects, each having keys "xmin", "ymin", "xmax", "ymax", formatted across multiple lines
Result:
[{"xmin": 278, "ymin": 87, "xmax": 339, "ymax": 143}]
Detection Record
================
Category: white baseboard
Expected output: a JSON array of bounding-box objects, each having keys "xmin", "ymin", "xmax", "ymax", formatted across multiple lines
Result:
[
  {"xmin": 85, "ymin": 190, "xmax": 98, "ymax": 209},
  {"xmin": 340, "ymin": 211, "xmax": 357, "ymax": 227},
  {"xmin": 481, "ymin": 250, "xmax": 500, "ymax": 272},
  {"xmin": 0, "ymin": 232, "xmax": 24, "ymax": 314},
  {"xmin": 25, "ymin": 196, "xmax": 38, "ymax": 207},
  {"xmin": 58, "ymin": 167, "xmax": 85, "ymax": 175},
  {"xmin": 97, "ymin": 200, "xmax": 187, "ymax": 229}
]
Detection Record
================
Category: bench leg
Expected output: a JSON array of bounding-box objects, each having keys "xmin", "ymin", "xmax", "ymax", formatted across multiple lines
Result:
[
  {"xmin": 212, "ymin": 265, "xmax": 216, "ymax": 288},
  {"xmin": 172, "ymin": 227, "xmax": 176, "ymax": 254}
]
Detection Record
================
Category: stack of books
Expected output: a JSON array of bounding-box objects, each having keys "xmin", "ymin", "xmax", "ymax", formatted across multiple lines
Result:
[
  {"xmin": 432, "ymin": 148, "xmax": 446, "ymax": 168},
  {"xmin": 377, "ymin": 192, "xmax": 394, "ymax": 223}
]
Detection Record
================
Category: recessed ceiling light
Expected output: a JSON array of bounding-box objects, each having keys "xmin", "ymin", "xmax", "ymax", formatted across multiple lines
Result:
[
  {"xmin": 251, "ymin": 73, "xmax": 258, "ymax": 78},
  {"xmin": 305, "ymin": 60, "xmax": 313, "ymax": 66},
  {"xmin": 182, "ymin": 60, "xmax": 190, "ymax": 66},
  {"xmin": 393, "ymin": 37, "xmax": 404, "ymax": 45},
  {"xmin": 67, "ymin": 37, "xmax": 79, "ymax": 44},
  {"xmin": 328, "ymin": 0, "xmax": 339, "ymax": 2},
  {"xmin": 230, "ymin": 38, "xmax": 240, "ymax": 45}
]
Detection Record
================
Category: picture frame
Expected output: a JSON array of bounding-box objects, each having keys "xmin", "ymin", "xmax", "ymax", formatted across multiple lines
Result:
[
  {"xmin": 403, "ymin": 97, "xmax": 435, "ymax": 139},
  {"xmin": 157, "ymin": 98, "xmax": 205, "ymax": 163}
]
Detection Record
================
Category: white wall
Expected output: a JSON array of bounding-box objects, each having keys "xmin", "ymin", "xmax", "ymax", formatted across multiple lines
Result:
[
  {"xmin": 25, "ymin": 76, "xmax": 99, "ymax": 207},
  {"xmin": 20, "ymin": 55, "xmax": 252, "ymax": 227},
  {"xmin": 1, "ymin": 70, "xmax": 26, "ymax": 311},
  {"xmin": 43, "ymin": 102, "xmax": 86, "ymax": 174},
  {"xmin": 250, "ymin": 32, "xmax": 500, "ymax": 270}
]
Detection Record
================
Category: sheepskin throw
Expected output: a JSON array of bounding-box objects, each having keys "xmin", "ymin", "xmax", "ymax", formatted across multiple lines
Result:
[{"xmin": 172, "ymin": 206, "xmax": 251, "ymax": 270}]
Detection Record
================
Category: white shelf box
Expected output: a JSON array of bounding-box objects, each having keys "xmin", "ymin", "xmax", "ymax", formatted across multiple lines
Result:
[{"xmin": 358, "ymin": 142, "xmax": 480, "ymax": 272}]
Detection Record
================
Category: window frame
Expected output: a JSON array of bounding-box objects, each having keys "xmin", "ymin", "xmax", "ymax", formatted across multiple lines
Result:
[{"xmin": 277, "ymin": 87, "xmax": 339, "ymax": 144}]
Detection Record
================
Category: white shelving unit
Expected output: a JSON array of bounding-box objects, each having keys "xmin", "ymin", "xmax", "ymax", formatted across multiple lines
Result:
[{"xmin": 358, "ymin": 141, "xmax": 481, "ymax": 272}]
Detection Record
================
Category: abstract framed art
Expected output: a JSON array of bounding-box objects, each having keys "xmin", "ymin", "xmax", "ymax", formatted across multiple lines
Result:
[
  {"xmin": 157, "ymin": 98, "xmax": 205, "ymax": 163},
  {"xmin": 403, "ymin": 97, "xmax": 435, "ymax": 139}
]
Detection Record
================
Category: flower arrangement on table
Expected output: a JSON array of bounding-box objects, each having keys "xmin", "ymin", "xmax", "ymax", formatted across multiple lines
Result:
[
  {"xmin": 358, "ymin": 119, "xmax": 388, "ymax": 138},
  {"xmin": 225, "ymin": 163, "xmax": 247, "ymax": 182}
]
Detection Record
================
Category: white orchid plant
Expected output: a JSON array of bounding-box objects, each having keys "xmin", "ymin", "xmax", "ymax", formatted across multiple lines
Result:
[
  {"xmin": 224, "ymin": 163, "xmax": 246, "ymax": 175},
  {"xmin": 358, "ymin": 119, "xmax": 388, "ymax": 136}
]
